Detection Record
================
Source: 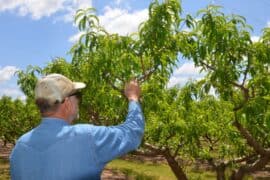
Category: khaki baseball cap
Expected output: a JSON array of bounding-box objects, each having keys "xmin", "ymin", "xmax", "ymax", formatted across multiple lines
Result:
[{"xmin": 35, "ymin": 73, "xmax": 86, "ymax": 105}]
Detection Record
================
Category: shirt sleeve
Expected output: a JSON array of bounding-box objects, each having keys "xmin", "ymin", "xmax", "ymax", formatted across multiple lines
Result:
[{"xmin": 91, "ymin": 101, "xmax": 145, "ymax": 164}]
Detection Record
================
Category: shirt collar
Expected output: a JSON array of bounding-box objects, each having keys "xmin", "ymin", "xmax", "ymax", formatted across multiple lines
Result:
[{"xmin": 41, "ymin": 117, "xmax": 69, "ymax": 126}]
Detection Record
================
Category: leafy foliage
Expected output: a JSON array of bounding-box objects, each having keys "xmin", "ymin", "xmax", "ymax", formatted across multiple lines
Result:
[
  {"xmin": 8, "ymin": 0, "xmax": 270, "ymax": 179},
  {"xmin": 0, "ymin": 97, "xmax": 39, "ymax": 145}
]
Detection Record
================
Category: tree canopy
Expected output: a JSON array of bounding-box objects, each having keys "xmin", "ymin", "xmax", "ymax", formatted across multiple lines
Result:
[{"xmin": 11, "ymin": 0, "xmax": 270, "ymax": 179}]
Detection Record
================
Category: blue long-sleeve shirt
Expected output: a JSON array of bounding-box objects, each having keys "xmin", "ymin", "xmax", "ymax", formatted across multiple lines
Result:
[{"xmin": 10, "ymin": 101, "xmax": 144, "ymax": 180}]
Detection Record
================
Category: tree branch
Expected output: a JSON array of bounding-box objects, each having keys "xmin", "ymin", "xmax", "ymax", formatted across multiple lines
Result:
[
  {"xmin": 173, "ymin": 142, "xmax": 185, "ymax": 158},
  {"xmin": 200, "ymin": 60, "xmax": 216, "ymax": 71},
  {"xmin": 224, "ymin": 154, "xmax": 258, "ymax": 166},
  {"xmin": 241, "ymin": 59, "xmax": 250, "ymax": 86},
  {"xmin": 165, "ymin": 133, "xmax": 176, "ymax": 144},
  {"xmin": 143, "ymin": 143, "xmax": 166, "ymax": 155},
  {"xmin": 200, "ymin": 60, "xmax": 250, "ymax": 111},
  {"xmin": 233, "ymin": 116, "xmax": 268, "ymax": 156},
  {"xmin": 137, "ymin": 65, "xmax": 159, "ymax": 83},
  {"xmin": 132, "ymin": 150, "xmax": 162, "ymax": 157},
  {"xmin": 140, "ymin": 56, "xmax": 146, "ymax": 77},
  {"xmin": 103, "ymin": 72, "xmax": 125, "ymax": 96},
  {"xmin": 232, "ymin": 82, "xmax": 249, "ymax": 111},
  {"xmin": 232, "ymin": 155, "xmax": 270, "ymax": 179},
  {"xmin": 245, "ymin": 155, "xmax": 270, "ymax": 172}
]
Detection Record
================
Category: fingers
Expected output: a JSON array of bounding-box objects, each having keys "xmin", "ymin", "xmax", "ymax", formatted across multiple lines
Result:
[
  {"xmin": 128, "ymin": 79, "xmax": 138, "ymax": 86},
  {"xmin": 124, "ymin": 80, "xmax": 141, "ymax": 101}
]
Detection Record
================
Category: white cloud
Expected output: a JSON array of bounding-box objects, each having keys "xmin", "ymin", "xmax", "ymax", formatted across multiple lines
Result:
[
  {"xmin": 168, "ymin": 62, "xmax": 205, "ymax": 88},
  {"xmin": 251, "ymin": 36, "xmax": 260, "ymax": 42},
  {"xmin": 174, "ymin": 63, "xmax": 202, "ymax": 76},
  {"xmin": 61, "ymin": 0, "xmax": 93, "ymax": 22},
  {"xmin": 168, "ymin": 76, "xmax": 191, "ymax": 88},
  {"xmin": 68, "ymin": 31, "xmax": 85, "ymax": 43},
  {"xmin": 0, "ymin": 87, "xmax": 26, "ymax": 100},
  {"xmin": 0, "ymin": 0, "xmax": 64, "ymax": 19},
  {"xmin": 0, "ymin": 66, "xmax": 26, "ymax": 99},
  {"xmin": 69, "ymin": 7, "xmax": 148, "ymax": 43},
  {"xmin": 0, "ymin": 0, "xmax": 92, "ymax": 20},
  {"xmin": 0, "ymin": 66, "xmax": 18, "ymax": 83},
  {"xmin": 99, "ymin": 7, "xmax": 148, "ymax": 35}
]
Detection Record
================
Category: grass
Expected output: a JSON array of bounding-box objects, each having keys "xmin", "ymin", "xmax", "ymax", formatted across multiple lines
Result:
[
  {"xmin": 106, "ymin": 159, "xmax": 257, "ymax": 179},
  {"xmin": 107, "ymin": 159, "xmax": 175, "ymax": 180},
  {"xmin": 107, "ymin": 159, "xmax": 218, "ymax": 180}
]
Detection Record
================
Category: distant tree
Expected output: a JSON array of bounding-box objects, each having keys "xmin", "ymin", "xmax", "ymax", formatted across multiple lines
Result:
[
  {"xmin": 0, "ymin": 96, "xmax": 15, "ymax": 145},
  {"xmin": 0, "ymin": 96, "xmax": 39, "ymax": 145}
]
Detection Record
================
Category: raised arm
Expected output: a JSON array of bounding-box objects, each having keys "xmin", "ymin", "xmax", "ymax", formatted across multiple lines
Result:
[{"xmin": 90, "ymin": 80, "xmax": 145, "ymax": 164}]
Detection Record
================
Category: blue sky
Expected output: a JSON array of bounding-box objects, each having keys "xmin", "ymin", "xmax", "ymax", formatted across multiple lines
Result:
[{"xmin": 0, "ymin": 0, "xmax": 270, "ymax": 99}]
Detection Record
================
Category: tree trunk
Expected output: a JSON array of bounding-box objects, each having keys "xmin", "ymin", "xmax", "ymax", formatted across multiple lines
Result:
[
  {"xmin": 230, "ymin": 155, "xmax": 270, "ymax": 180},
  {"xmin": 230, "ymin": 167, "xmax": 245, "ymax": 180},
  {"xmin": 163, "ymin": 150, "xmax": 188, "ymax": 180},
  {"xmin": 3, "ymin": 140, "xmax": 7, "ymax": 147},
  {"xmin": 208, "ymin": 159, "xmax": 226, "ymax": 180},
  {"xmin": 216, "ymin": 163, "xmax": 226, "ymax": 180}
]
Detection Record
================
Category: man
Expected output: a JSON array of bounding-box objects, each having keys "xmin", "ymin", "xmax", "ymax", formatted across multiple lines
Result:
[{"xmin": 10, "ymin": 73, "xmax": 144, "ymax": 180}]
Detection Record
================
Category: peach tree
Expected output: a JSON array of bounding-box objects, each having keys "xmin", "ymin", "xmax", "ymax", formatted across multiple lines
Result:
[{"xmin": 16, "ymin": 1, "xmax": 270, "ymax": 179}]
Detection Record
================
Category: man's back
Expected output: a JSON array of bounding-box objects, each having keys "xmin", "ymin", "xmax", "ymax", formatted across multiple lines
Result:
[
  {"xmin": 10, "ymin": 119, "xmax": 102, "ymax": 180},
  {"xmin": 10, "ymin": 102, "xmax": 144, "ymax": 180}
]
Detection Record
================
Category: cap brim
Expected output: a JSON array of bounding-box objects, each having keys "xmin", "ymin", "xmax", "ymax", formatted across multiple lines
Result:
[{"xmin": 73, "ymin": 82, "xmax": 86, "ymax": 90}]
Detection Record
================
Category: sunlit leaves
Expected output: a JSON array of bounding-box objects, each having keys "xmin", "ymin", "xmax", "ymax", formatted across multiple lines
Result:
[
  {"xmin": 75, "ymin": 7, "xmax": 98, "ymax": 32},
  {"xmin": 187, "ymin": 5, "xmax": 253, "ymax": 96},
  {"xmin": 16, "ymin": 66, "xmax": 41, "ymax": 99},
  {"xmin": 0, "ymin": 97, "xmax": 40, "ymax": 144}
]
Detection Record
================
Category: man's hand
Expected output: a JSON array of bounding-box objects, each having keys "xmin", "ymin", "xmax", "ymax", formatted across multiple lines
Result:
[{"xmin": 124, "ymin": 80, "xmax": 141, "ymax": 102}]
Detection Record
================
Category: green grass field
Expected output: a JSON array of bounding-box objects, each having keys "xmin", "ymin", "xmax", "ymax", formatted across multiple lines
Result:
[
  {"xmin": 107, "ymin": 159, "xmax": 176, "ymax": 179},
  {"xmin": 106, "ymin": 159, "xmax": 218, "ymax": 180}
]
